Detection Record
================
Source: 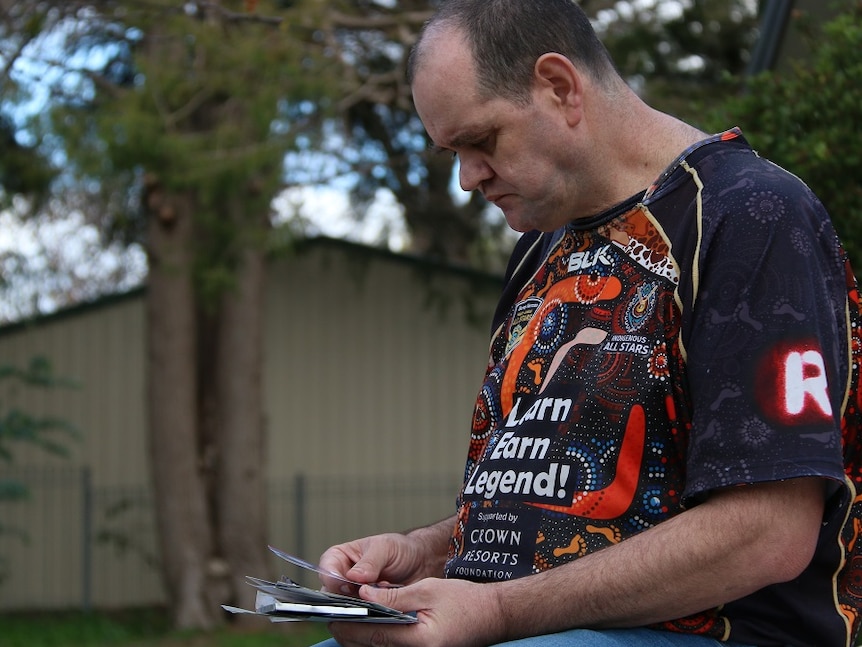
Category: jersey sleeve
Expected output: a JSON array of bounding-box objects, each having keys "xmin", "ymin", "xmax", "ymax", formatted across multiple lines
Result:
[{"xmin": 679, "ymin": 153, "xmax": 850, "ymax": 504}]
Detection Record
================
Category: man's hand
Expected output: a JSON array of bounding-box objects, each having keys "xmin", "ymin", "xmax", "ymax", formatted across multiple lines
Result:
[
  {"xmin": 327, "ymin": 578, "xmax": 505, "ymax": 647},
  {"xmin": 318, "ymin": 533, "xmax": 428, "ymax": 593},
  {"xmin": 318, "ymin": 517, "xmax": 454, "ymax": 594}
]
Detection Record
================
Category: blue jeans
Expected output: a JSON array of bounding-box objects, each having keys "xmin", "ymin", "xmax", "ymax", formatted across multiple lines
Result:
[{"xmin": 311, "ymin": 628, "xmax": 755, "ymax": 646}]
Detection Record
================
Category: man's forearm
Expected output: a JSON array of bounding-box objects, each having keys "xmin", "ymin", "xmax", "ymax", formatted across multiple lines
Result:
[
  {"xmin": 490, "ymin": 478, "xmax": 825, "ymax": 639},
  {"xmin": 406, "ymin": 514, "xmax": 456, "ymax": 578}
]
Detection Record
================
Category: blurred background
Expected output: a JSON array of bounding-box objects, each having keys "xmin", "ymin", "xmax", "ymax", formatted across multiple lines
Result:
[{"xmin": 0, "ymin": 0, "xmax": 859, "ymax": 643}]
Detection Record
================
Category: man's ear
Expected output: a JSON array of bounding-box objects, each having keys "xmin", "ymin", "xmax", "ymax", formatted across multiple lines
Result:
[{"xmin": 534, "ymin": 53, "xmax": 583, "ymax": 127}]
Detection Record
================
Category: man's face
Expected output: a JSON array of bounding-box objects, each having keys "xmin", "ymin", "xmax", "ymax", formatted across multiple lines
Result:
[{"xmin": 411, "ymin": 30, "xmax": 579, "ymax": 233}]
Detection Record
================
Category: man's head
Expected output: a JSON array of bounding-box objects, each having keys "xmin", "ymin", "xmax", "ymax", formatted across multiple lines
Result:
[
  {"xmin": 407, "ymin": 0, "xmax": 619, "ymax": 105},
  {"xmin": 408, "ymin": 0, "xmax": 631, "ymax": 232}
]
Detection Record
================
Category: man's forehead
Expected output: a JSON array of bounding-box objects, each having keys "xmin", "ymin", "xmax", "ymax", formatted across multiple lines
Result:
[
  {"xmin": 412, "ymin": 40, "xmax": 484, "ymax": 138},
  {"xmin": 413, "ymin": 25, "xmax": 474, "ymax": 83}
]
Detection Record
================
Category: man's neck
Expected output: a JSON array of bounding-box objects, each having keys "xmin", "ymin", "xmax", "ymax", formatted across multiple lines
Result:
[{"xmin": 595, "ymin": 96, "xmax": 707, "ymax": 203}]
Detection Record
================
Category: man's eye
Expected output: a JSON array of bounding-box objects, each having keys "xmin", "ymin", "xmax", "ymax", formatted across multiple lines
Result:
[
  {"xmin": 474, "ymin": 134, "xmax": 495, "ymax": 154},
  {"xmin": 429, "ymin": 144, "xmax": 457, "ymax": 160}
]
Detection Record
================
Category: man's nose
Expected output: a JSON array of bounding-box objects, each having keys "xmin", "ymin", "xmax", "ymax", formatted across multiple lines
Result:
[{"xmin": 458, "ymin": 154, "xmax": 493, "ymax": 193}]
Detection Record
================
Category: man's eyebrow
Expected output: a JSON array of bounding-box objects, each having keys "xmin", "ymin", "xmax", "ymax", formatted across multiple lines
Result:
[{"xmin": 428, "ymin": 128, "xmax": 490, "ymax": 154}]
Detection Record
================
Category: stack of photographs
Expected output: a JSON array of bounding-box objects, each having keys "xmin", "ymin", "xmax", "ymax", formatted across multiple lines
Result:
[{"xmin": 221, "ymin": 546, "xmax": 417, "ymax": 624}]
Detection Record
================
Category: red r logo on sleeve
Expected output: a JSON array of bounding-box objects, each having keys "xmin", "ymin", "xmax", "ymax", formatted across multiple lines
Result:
[{"xmin": 757, "ymin": 342, "xmax": 835, "ymax": 426}]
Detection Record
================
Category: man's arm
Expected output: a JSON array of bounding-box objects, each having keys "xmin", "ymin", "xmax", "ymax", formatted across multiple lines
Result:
[
  {"xmin": 402, "ymin": 515, "xmax": 456, "ymax": 579},
  {"xmin": 340, "ymin": 477, "xmax": 825, "ymax": 647},
  {"xmin": 493, "ymin": 477, "xmax": 825, "ymax": 636}
]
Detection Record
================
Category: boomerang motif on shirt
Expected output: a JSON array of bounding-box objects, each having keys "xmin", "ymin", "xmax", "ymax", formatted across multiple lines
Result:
[
  {"xmin": 501, "ymin": 274, "xmax": 622, "ymax": 415},
  {"xmin": 528, "ymin": 403, "xmax": 646, "ymax": 519}
]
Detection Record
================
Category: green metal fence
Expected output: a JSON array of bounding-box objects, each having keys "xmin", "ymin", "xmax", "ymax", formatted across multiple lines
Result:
[{"xmin": 0, "ymin": 466, "xmax": 461, "ymax": 610}]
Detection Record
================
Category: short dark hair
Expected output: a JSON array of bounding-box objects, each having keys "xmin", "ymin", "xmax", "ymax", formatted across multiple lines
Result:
[{"xmin": 407, "ymin": 0, "xmax": 619, "ymax": 104}]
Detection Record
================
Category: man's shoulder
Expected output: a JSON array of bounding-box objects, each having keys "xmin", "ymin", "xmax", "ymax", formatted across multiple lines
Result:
[{"xmin": 692, "ymin": 134, "xmax": 816, "ymax": 201}]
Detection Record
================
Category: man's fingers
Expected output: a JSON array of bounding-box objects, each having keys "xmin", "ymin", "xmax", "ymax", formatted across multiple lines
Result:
[{"xmin": 347, "ymin": 558, "xmax": 381, "ymax": 581}]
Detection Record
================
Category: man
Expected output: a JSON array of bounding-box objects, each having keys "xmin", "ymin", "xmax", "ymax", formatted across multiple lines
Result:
[{"xmin": 312, "ymin": 1, "xmax": 862, "ymax": 645}]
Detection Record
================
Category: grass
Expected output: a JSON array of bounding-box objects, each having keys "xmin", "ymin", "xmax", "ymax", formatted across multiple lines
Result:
[{"xmin": 0, "ymin": 607, "xmax": 333, "ymax": 647}]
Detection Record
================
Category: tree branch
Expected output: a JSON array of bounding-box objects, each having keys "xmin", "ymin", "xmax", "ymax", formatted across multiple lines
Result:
[{"xmin": 326, "ymin": 10, "xmax": 433, "ymax": 31}]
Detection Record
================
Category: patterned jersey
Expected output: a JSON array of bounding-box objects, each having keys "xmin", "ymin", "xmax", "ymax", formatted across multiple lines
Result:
[{"xmin": 444, "ymin": 129, "xmax": 862, "ymax": 646}]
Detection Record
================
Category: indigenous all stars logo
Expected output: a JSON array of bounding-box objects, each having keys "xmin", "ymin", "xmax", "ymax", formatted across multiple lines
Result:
[
  {"xmin": 624, "ymin": 282, "xmax": 659, "ymax": 332},
  {"xmin": 506, "ymin": 298, "xmax": 543, "ymax": 356},
  {"xmin": 755, "ymin": 341, "xmax": 835, "ymax": 426}
]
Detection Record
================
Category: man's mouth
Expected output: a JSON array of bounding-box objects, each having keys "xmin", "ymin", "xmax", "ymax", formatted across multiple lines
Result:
[{"xmin": 485, "ymin": 193, "xmax": 511, "ymax": 207}]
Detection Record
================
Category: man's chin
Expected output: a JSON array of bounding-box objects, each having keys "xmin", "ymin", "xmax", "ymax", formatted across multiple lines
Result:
[
  {"xmin": 501, "ymin": 208, "xmax": 534, "ymax": 234},
  {"xmin": 504, "ymin": 212, "xmax": 562, "ymax": 234}
]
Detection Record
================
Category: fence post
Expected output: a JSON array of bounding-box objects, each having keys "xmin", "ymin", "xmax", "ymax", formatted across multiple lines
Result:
[
  {"xmin": 81, "ymin": 466, "xmax": 92, "ymax": 611},
  {"xmin": 294, "ymin": 473, "xmax": 306, "ymax": 563}
]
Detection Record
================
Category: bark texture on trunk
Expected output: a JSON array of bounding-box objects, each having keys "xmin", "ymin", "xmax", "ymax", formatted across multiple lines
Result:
[
  {"xmin": 214, "ymin": 235, "xmax": 270, "ymax": 613},
  {"xmin": 145, "ymin": 189, "xmax": 219, "ymax": 629}
]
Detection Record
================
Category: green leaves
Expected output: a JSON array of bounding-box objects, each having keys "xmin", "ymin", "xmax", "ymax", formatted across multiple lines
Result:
[
  {"xmin": 0, "ymin": 408, "xmax": 78, "ymax": 462},
  {"xmin": 0, "ymin": 356, "xmax": 79, "ymax": 489},
  {"xmin": 0, "ymin": 355, "xmax": 79, "ymax": 582},
  {"xmin": 703, "ymin": 4, "xmax": 862, "ymax": 266},
  {"xmin": 0, "ymin": 118, "xmax": 57, "ymax": 208},
  {"xmin": 0, "ymin": 356, "xmax": 79, "ymax": 582}
]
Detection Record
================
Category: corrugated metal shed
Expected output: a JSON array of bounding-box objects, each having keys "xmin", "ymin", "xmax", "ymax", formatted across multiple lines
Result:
[{"xmin": 0, "ymin": 238, "xmax": 503, "ymax": 609}]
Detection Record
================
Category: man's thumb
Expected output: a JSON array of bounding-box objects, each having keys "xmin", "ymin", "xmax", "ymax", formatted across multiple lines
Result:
[{"xmin": 360, "ymin": 582, "xmax": 405, "ymax": 610}]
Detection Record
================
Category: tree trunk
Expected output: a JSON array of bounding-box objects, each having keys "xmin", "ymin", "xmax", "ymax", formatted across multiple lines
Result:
[
  {"xmin": 399, "ymin": 152, "xmax": 485, "ymax": 264},
  {"xmin": 213, "ymin": 223, "xmax": 270, "ymax": 613},
  {"xmin": 145, "ymin": 186, "xmax": 220, "ymax": 629}
]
